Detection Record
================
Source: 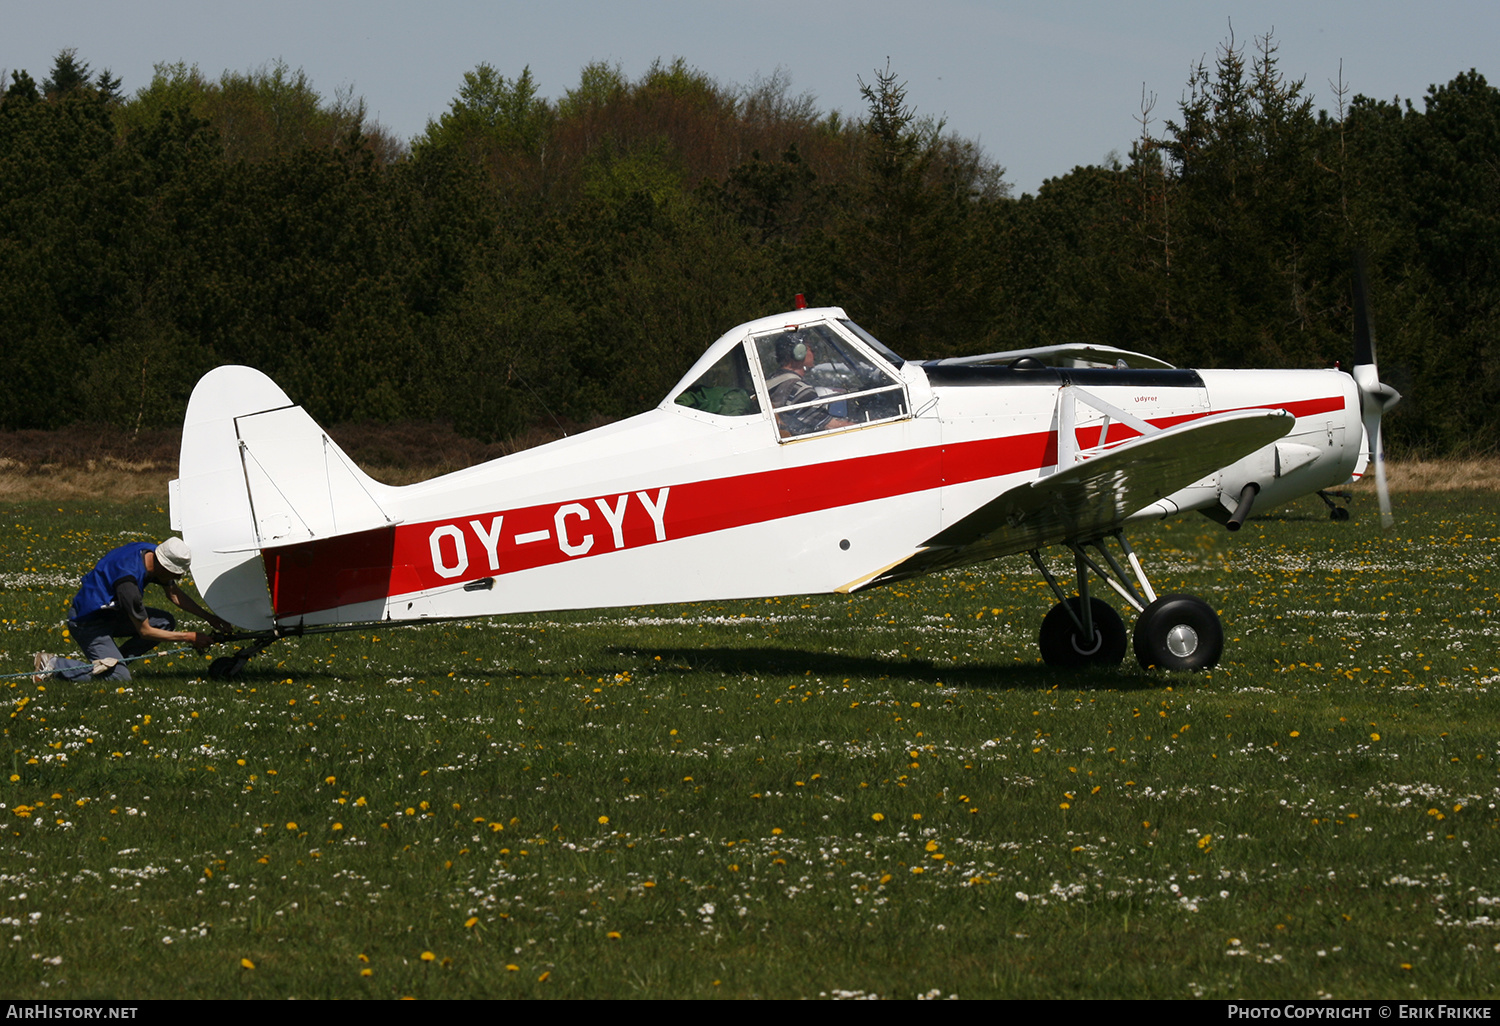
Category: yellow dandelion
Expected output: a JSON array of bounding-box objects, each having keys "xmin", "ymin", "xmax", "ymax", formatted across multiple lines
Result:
[
  {"xmin": 607, "ymin": 931, "xmax": 621, "ymax": 940},
  {"xmin": 598, "ymin": 815, "xmax": 609, "ymax": 825},
  {"xmin": 538, "ymin": 971, "xmax": 551, "ymax": 982},
  {"xmin": 241, "ymin": 958, "xmax": 255, "ymax": 970},
  {"xmin": 506, "ymin": 965, "xmax": 520, "ymax": 972},
  {"xmin": 361, "ymin": 968, "xmax": 373, "ymax": 977},
  {"xmin": 871, "ymin": 813, "xmax": 885, "ymax": 822},
  {"xmin": 286, "ymin": 822, "xmax": 297, "ymax": 831},
  {"xmin": 924, "ymin": 840, "xmax": 939, "ymax": 852},
  {"xmin": 465, "ymin": 917, "xmax": 479, "ymax": 929},
  {"xmin": 420, "ymin": 951, "xmax": 436, "ymax": 962}
]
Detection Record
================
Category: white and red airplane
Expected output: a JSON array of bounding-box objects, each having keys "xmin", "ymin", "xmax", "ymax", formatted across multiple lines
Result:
[{"xmin": 170, "ymin": 296, "xmax": 1397, "ymax": 676}]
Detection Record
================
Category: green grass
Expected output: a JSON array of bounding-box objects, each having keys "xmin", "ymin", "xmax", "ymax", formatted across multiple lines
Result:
[{"xmin": 2, "ymin": 493, "xmax": 1498, "ymax": 999}]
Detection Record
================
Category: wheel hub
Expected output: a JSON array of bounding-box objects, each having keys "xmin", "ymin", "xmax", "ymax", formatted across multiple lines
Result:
[
  {"xmin": 1072, "ymin": 630, "xmax": 1103, "ymax": 656},
  {"xmin": 1165, "ymin": 624, "xmax": 1199, "ymax": 658}
]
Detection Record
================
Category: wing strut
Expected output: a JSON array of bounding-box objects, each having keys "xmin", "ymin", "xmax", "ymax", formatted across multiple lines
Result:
[{"xmin": 1052, "ymin": 385, "xmax": 1160, "ymax": 473}]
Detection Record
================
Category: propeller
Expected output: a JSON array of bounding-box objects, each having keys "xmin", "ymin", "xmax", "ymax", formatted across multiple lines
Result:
[{"xmin": 1351, "ymin": 253, "xmax": 1401, "ymax": 529}]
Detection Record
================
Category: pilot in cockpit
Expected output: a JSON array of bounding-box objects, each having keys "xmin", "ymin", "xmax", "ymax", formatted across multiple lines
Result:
[{"xmin": 764, "ymin": 333, "xmax": 852, "ymax": 436}]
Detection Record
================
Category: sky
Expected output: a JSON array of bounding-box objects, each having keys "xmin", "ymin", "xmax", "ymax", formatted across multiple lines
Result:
[{"xmin": 4, "ymin": 0, "xmax": 1496, "ymax": 196}]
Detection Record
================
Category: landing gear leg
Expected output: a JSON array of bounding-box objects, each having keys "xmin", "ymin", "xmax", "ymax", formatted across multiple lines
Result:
[
  {"xmin": 1030, "ymin": 532, "xmax": 1225, "ymax": 672},
  {"xmin": 1317, "ymin": 489, "xmax": 1352, "ymax": 521}
]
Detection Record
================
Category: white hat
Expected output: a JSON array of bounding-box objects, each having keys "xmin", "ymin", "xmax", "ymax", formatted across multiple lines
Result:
[{"xmin": 155, "ymin": 537, "xmax": 192, "ymax": 576}]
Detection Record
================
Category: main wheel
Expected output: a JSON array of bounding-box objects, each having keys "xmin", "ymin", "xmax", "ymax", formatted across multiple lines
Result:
[
  {"xmin": 1133, "ymin": 594, "xmax": 1223, "ymax": 671},
  {"xmin": 1038, "ymin": 598, "xmax": 1126, "ymax": 668},
  {"xmin": 1330, "ymin": 506, "xmax": 1350, "ymax": 522}
]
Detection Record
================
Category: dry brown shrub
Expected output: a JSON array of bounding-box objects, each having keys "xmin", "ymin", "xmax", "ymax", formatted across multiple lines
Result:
[
  {"xmin": 1374, "ymin": 458, "xmax": 1500, "ymax": 492},
  {"xmin": 0, "ymin": 419, "xmax": 603, "ymax": 499},
  {"xmin": 0, "ymin": 425, "xmax": 181, "ymax": 473}
]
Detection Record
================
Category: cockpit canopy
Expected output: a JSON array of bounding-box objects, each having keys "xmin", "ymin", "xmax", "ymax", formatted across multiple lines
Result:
[{"xmin": 669, "ymin": 309, "xmax": 910, "ymax": 440}]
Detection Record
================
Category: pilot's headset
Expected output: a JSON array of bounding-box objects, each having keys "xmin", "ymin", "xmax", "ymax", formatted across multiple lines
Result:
[{"xmin": 776, "ymin": 332, "xmax": 811, "ymax": 366}]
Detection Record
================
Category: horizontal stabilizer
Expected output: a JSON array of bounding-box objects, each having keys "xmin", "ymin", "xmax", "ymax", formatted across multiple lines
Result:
[{"xmin": 860, "ymin": 408, "xmax": 1293, "ymax": 587}]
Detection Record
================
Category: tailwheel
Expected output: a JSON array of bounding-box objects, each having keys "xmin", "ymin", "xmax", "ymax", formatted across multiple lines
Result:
[
  {"xmin": 205, "ymin": 631, "xmax": 283, "ymax": 680},
  {"xmin": 1038, "ymin": 598, "xmax": 1126, "ymax": 668},
  {"xmin": 208, "ymin": 655, "xmax": 250, "ymax": 680},
  {"xmin": 1133, "ymin": 594, "xmax": 1223, "ymax": 671}
]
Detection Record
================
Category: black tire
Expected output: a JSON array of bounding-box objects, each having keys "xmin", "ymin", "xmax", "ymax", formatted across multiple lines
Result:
[
  {"xmin": 1330, "ymin": 506, "xmax": 1350, "ymax": 521},
  {"xmin": 209, "ymin": 655, "xmax": 248, "ymax": 680},
  {"xmin": 1038, "ymin": 598, "xmax": 1126, "ymax": 668},
  {"xmin": 1133, "ymin": 594, "xmax": 1223, "ymax": 671}
]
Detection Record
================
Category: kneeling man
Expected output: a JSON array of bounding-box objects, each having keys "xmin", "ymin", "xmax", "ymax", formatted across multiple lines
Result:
[{"xmin": 34, "ymin": 537, "xmax": 230, "ymax": 682}]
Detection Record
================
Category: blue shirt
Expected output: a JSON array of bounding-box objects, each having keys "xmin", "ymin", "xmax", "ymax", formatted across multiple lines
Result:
[{"xmin": 68, "ymin": 542, "xmax": 157, "ymax": 622}]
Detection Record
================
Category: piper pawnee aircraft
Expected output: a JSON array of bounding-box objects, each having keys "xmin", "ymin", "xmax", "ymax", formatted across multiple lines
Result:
[{"xmin": 170, "ymin": 294, "xmax": 1398, "ymax": 677}]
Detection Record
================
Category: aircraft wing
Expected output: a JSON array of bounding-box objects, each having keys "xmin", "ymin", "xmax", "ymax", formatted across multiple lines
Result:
[
  {"xmin": 849, "ymin": 408, "xmax": 1294, "ymax": 589},
  {"xmin": 930, "ymin": 343, "xmax": 1176, "ymax": 370}
]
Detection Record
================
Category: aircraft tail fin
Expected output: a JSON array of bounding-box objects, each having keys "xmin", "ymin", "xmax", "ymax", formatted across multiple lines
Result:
[{"xmin": 171, "ymin": 366, "xmax": 398, "ymax": 629}]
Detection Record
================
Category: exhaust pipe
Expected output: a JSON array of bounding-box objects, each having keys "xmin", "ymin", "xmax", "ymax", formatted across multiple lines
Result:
[{"xmin": 1226, "ymin": 482, "xmax": 1260, "ymax": 531}]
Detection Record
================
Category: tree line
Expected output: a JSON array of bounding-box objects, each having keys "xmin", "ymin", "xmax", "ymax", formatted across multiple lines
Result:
[{"xmin": 2, "ymin": 38, "xmax": 1496, "ymax": 454}]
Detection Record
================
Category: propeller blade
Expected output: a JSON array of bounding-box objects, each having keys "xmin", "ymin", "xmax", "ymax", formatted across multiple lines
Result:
[
  {"xmin": 1364, "ymin": 407, "xmax": 1395, "ymax": 530},
  {"xmin": 1350, "ymin": 251, "xmax": 1399, "ymax": 529},
  {"xmin": 1352, "ymin": 251, "xmax": 1376, "ymax": 369}
]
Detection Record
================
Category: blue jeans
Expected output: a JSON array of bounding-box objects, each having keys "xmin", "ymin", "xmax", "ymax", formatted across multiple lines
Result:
[{"xmin": 55, "ymin": 608, "xmax": 177, "ymax": 682}]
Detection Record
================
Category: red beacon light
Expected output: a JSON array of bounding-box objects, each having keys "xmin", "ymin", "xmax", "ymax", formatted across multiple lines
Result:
[{"xmin": 793, "ymin": 293, "xmax": 807, "ymax": 310}]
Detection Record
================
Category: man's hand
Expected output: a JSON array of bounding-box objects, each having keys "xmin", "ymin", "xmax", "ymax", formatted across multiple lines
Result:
[{"xmin": 189, "ymin": 631, "xmax": 216, "ymax": 651}]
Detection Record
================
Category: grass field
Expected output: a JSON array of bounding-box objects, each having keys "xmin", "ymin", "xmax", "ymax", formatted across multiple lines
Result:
[{"xmin": 2, "ymin": 492, "xmax": 1497, "ymax": 999}]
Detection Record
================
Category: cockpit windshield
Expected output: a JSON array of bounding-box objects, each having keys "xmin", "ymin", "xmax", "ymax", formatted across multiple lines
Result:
[{"xmin": 753, "ymin": 322, "xmax": 908, "ymax": 438}]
